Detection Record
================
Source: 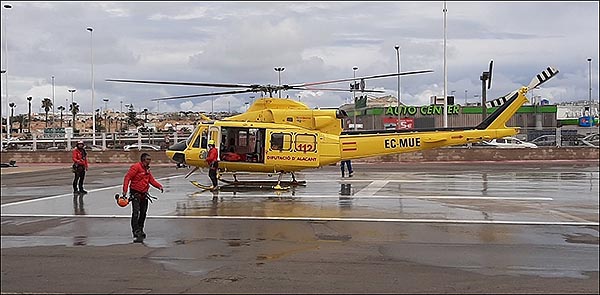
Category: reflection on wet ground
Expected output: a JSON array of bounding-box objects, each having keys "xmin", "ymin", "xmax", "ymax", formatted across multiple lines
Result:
[{"xmin": 1, "ymin": 164, "xmax": 598, "ymax": 280}]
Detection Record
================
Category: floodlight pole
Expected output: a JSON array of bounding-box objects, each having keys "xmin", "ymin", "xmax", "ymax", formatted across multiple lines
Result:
[
  {"xmin": 442, "ymin": 1, "xmax": 448, "ymax": 128},
  {"xmin": 87, "ymin": 26, "xmax": 96, "ymax": 145},
  {"xmin": 3, "ymin": 4, "xmax": 13, "ymax": 147},
  {"xmin": 588, "ymin": 58, "xmax": 593, "ymax": 129},
  {"xmin": 353, "ymin": 66, "xmax": 358, "ymax": 131},
  {"xmin": 395, "ymin": 44, "xmax": 401, "ymax": 129}
]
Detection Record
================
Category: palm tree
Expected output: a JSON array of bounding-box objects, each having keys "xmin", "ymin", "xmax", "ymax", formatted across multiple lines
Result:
[
  {"xmin": 57, "ymin": 106, "xmax": 65, "ymax": 128},
  {"xmin": 41, "ymin": 97, "xmax": 53, "ymax": 127},
  {"xmin": 70, "ymin": 102, "xmax": 80, "ymax": 131}
]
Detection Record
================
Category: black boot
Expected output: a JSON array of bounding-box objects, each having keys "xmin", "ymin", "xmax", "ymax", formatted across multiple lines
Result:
[{"xmin": 133, "ymin": 230, "xmax": 144, "ymax": 243}]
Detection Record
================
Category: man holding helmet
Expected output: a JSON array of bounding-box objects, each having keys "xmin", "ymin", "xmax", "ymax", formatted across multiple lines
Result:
[
  {"xmin": 206, "ymin": 139, "xmax": 219, "ymax": 190},
  {"xmin": 122, "ymin": 153, "xmax": 163, "ymax": 243}
]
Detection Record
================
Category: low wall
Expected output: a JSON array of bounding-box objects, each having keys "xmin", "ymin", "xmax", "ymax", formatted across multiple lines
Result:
[{"xmin": 1, "ymin": 147, "xmax": 598, "ymax": 165}]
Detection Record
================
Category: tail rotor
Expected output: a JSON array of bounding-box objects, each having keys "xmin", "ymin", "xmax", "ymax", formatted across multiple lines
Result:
[{"xmin": 527, "ymin": 66, "xmax": 559, "ymax": 90}]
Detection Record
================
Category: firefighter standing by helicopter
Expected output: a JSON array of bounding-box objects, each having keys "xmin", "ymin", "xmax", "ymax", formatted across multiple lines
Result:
[
  {"xmin": 72, "ymin": 140, "xmax": 89, "ymax": 194},
  {"xmin": 206, "ymin": 140, "xmax": 219, "ymax": 190},
  {"xmin": 122, "ymin": 153, "xmax": 164, "ymax": 243}
]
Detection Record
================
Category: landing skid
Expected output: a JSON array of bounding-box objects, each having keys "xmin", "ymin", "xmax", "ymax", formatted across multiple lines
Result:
[
  {"xmin": 219, "ymin": 178, "xmax": 306, "ymax": 186},
  {"xmin": 189, "ymin": 181, "xmax": 219, "ymax": 191},
  {"xmin": 189, "ymin": 179, "xmax": 296, "ymax": 191}
]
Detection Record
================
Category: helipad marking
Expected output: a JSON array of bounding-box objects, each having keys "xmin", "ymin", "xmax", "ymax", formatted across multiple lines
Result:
[
  {"xmin": 1, "ymin": 192, "xmax": 554, "ymax": 208},
  {"xmin": 1, "ymin": 213, "xmax": 597, "ymax": 226},
  {"xmin": 0, "ymin": 174, "xmax": 184, "ymax": 208},
  {"xmin": 192, "ymin": 194, "xmax": 554, "ymax": 201},
  {"xmin": 356, "ymin": 180, "xmax": 388, "ymax": 196}
]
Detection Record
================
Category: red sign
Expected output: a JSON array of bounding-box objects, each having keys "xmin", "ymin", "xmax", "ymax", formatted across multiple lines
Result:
[
  {"xmin": 383, "ymin": 117, "xmax": 414, "ymax": 130},
  {"xmin": 397, "ymin": 118, "xmax": 414, "ymax": 130}
]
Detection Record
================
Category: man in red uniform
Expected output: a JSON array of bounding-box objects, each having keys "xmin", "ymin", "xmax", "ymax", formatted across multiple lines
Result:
[
  {"xmin": 72, "ymin": 140, "xmax": 89, "ymax": 194},
  {"xmin": 206, "ymin": 139, "xmax": 219, "ymax": 190},
  {"xmin": 122, "ymin": 153, "xmax": 163, "ymax": 243}
]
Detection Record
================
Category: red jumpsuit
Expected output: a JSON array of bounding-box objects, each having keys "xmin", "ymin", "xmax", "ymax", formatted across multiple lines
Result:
[{"xmin": 206, "ymin": 146, "xmax": 219, "ymax": 187}]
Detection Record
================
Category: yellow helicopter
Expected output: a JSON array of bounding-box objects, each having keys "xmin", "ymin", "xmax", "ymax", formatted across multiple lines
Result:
[{"xmin": 107, "ymin": 66, "xmax": 558, "ymax": 189}]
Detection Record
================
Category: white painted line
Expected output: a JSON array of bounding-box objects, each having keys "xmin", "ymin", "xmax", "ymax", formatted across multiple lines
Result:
[
  {"xmin": 308, "ymin": 179, "xmax": 539, "ymax": 184},
  {"xmin": 546, "ymin": 209, "xmax": 592, "ymax": 223},
  {"xmin": 0, "ymin": 174, "xmax": 184, "ymax": 208},
  {"xmin": 355, "ymin": 180, "xmax": 388, "ymax": 196},
  {"xmin": 193, "ymin": 194, "xmax": 554, "ymax": 201},
  {"xmin": 1, "ymin": 213, "xmax": 597, "ymax": 226}
]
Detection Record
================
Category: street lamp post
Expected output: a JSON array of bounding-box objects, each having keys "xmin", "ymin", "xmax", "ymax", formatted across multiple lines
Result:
[
  {"xmin": 587, "ymin": 58, "xmax": 593, "ymax": 128},
  {"xmin": 8, "ymin": 102, "xmax": 15, "ymax": 135},
  {"xmin": 442, "ymin": 1, "xmax": 448, "ymax": 128},
  {"xmin": 352, "ymin": 66, "xmax": 359, "ymax": 131},
  {"xmin": 68, "ymin": 89, "xmax": 76, "ymax": 105},
  {"xmin": 394, "ymin": 44, "xmax": 401, "ymax": 130},
  {"xmin": 103, "ymin": 98, "xmax": 109, "ymax": 113},
  {"xmin": 464, "ymin": 89, "xmax": 468, "ymax": 105},
  {"xmin": 103, "ymin": 98, "xmax": 109, "ymax": 132},
  {"xmin": 58, "ymin": 106, "xmax": 64, "ymax": 128},
  {"xmin": 68, "ymin": 89, "xmax": 76, "ymax": 128},
  {"xmin": 51, "ymin": 75, "xmax": 55, "ymax": 127},
  {"xmin": 27, "ymin": 96, "xmax": 32, "ymax": 131},
  {"xmin": 274, "ymin": 67, "xmax": 285, "ymax": 98},
  {"xmin": 87, "ymin": 26, "xmax": 96, "ymax": 145},
  {"xmin": 3, "ymin": 4, "xmax": 13, "ymax": 148}
]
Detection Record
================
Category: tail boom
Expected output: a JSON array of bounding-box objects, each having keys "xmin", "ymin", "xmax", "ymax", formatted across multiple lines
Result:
[{"xmin": 338, "ymin": 85, "xmax": 532, "ymax": 161}]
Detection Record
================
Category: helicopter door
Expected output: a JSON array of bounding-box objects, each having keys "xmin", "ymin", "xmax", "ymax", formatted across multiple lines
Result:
[{"xmin": 208, "ymin": 125, "xmax": 221, "ymax": 159}]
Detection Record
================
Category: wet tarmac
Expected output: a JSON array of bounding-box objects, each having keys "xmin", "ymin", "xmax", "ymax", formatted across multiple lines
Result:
[{"xmin": 1, "ymin": 161, "xmax": 599, "ymax": 293}]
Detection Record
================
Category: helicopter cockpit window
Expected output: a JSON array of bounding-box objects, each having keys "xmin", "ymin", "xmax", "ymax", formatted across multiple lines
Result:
[
  {"xmin": 199, "ymin": 129, "xmax": 208, "ymax": 149},
  {"xmin": 186, "ymin": 125, "xmax": 201, "ymax": 146},
  {"xmin": 270, "ymin": 133, "xmax": 291, "ymax": 151}
]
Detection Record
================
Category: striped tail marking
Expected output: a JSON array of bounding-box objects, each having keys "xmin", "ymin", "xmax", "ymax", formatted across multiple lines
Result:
[
  {"xmin": 485, "ymin": 90, "xmax": 517, "ymax": 108},
  {"xmin": 527, "ymin": 66, "xmax": 559, "ymax": 89}
]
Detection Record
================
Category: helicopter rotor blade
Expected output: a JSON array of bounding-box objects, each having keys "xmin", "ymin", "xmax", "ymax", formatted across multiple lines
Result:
[
  {"xmin": 151, "ymin": 89, "xmax": 258, "ymax": 101},
  {"xmin": 526, "ymin": 66, "xmax": 559, "ymax": 90},
  {"xmin": 291, "ymin": 87, "xmax": 385, "ymax": 93},
  {"xmin": 296, "ymin": 69, "xmax": 433, "ymax": 87},
  {"xmin": 106, "ymin": 78, "xmax": 257, "ymax": 89}
]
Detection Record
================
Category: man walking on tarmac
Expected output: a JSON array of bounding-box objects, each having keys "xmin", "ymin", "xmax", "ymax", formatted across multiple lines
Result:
[
  {"xmin": 206, "ymin": 139, "xmax": 219, "ymax": 190},
  {"xmin": 72, "ymin": 140, "xmax": 89, "ymax": 194},
  {"xmin": 122, "ymin": 153, "xmax": 163, "ymax": 243}
]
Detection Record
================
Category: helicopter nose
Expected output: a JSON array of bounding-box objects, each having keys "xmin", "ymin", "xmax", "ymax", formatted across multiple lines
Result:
[
  {"xmin": 166, "ymin": 141, "xmax": 187, "ymax": 164},
  {"xmin": 168, "ymin": 141, "xmax": 187, "ymax": 151}
]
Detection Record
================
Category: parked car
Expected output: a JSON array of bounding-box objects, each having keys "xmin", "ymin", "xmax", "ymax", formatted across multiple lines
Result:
[
  {"xmin": 123, "ymin": 143, "xmax": 161, "ymax": 151},
  {"xmin": 482, "ymin": 137, "xmax": 538, "ymax": 148},
  {"xmin": 530, "ymin": 135, "xmax": 556, "ymax": 146},
  {"xmin": 581, "ymin": 133, "xmax": 599, "ymax": 147}
]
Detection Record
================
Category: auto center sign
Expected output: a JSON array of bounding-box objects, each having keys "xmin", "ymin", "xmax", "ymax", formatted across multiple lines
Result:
[{"xmin": 385, "ymin": 105, "xmax": 461, "ymax": 116}]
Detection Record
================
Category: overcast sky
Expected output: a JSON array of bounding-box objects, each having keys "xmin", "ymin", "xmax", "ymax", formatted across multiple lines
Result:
[{"xmin": 1, "ymin": 1, "xmax": 598, "ymax": 117}]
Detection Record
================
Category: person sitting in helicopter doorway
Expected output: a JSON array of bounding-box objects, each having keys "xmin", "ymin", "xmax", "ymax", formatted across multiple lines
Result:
[
  {"xmin": 72, "ymin": 140, "xmax": 89, "ymax": 193},
  {"xmin": 340, "ymin": 159, "xmax": 353, "ymax": 178},
  {"xmin": 206, "ymin": 139, "xmax": 219, "ymax": 190}
]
